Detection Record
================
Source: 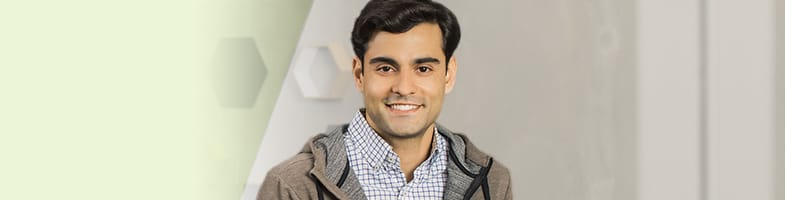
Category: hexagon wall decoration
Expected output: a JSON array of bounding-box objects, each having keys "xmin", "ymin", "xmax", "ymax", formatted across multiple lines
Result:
[
  {"xmin": 210, "ymin": 37, "xmax": 267, "ymax": 108},
  {"xmin": 292, "ymin": 43, "xmax": 352, "ymax": 99}
]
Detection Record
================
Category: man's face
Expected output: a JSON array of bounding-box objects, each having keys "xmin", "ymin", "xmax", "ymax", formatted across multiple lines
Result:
[{"xmin": 352, "ymin": 22, "xmax": 457, "ymax": 139}]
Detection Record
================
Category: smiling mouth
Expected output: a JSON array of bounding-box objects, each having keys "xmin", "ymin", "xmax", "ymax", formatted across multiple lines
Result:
[{"xmin": 386, "ymin": 103, "xmax": 422, "ymax": 112}]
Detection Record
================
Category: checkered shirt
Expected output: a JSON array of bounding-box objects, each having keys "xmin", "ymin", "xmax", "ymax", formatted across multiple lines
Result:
[{"xmin": 344, "ymin": 111, "xmax": 448, "ymax": 200}]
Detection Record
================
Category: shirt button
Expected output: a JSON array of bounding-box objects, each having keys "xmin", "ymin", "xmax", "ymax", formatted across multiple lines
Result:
[{"xmin": 387, "ymin": 157, "xmax": 394, "ymax": 163}]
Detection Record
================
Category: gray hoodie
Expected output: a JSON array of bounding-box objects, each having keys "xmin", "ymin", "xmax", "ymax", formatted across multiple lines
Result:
[{"xmin": 258, "ymin": 124, "xmax": 512, "ymax": 200}]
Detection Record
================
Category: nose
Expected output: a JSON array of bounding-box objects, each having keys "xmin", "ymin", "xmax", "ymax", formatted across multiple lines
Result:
[{"xmin": 391, "ymin": 70, "xmax": 416, "ymax": 96}]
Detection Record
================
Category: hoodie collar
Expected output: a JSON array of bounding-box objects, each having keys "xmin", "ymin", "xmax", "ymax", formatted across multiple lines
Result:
[{"xmin": 301, "ymin": 122, "xmax": 493, "ymax": 199}]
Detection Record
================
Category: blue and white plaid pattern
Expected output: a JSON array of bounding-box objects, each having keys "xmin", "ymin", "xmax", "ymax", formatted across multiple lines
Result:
[{"xmin": 344, "ymin": 111, "xmax": 448, "ymax": 199}]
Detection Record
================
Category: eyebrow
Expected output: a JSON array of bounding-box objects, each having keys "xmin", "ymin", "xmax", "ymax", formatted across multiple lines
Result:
[
  {"xmin": 414, "ymin": 57, "xmax": 441, "ymax": 65},
  {"xmin": 369, "ymin": 57, "xmax": 399, "ymax": 67},
  {"xmin": 368, "ymin": 56, "xmax": 441, "ymax": 67}
]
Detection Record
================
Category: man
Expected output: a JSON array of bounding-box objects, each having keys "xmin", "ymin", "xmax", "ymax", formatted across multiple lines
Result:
[{"xmin": 259, "ymin": 0, "xmax": 511, "ymax": 199}]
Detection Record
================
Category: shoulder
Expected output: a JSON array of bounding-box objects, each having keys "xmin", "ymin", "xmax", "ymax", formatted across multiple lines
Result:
[
  {"xmin": 488, "ymin": 158, "xmax": 511, "ymax": 183},
  {"xmin": 436, "ymin": 124, "xmax": 513, "ymax": 198},
  {"xmin": 453, "ymin": 133, "xmax": 511, "ymax": 182},
  {"xmin": 487, "ymin": 159, "xmax": 513, "ymax": 199},
  {"xmin": 265, "ymin": 127, "xmax": 347, "ymax": 181},
  {"xmin": 259, "ymin": 152, "xmax": 317, "ymax": 200},
  {"xmin": 266, "ymin": 153, "xmax": 315, "ymax": 180}
]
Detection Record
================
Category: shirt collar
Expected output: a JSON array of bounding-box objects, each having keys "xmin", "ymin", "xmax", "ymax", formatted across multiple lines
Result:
[{"xmin": 348, "ymin": 110, "xmax": 394, "ymax": 169}]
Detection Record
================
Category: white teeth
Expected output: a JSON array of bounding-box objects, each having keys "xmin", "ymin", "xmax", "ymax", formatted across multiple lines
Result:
[{"xmin": 389, "ymin": 104, "xmax": 418, "ymax": 111}]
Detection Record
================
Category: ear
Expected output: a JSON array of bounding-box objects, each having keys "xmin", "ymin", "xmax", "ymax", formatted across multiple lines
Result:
[
  {"xmin": 445, "ymin": 56, "xmax": 458, "ymax": 94},
  {"xmin": 352, "ymin": 56, "xmax": 364, "ymax": 92}
]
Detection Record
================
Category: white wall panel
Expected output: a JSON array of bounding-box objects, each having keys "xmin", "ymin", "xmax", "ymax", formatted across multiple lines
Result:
[
  {"xmin": 706, "ymin": 0, "xmax": 774, "ymax": 199},
  {"xmin": 636, "ymin": 0, "xmax": 701, "ymax": 199}
]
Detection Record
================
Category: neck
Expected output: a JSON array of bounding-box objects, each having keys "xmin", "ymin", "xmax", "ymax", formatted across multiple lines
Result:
[
  {"xmin": 382, "ymin": 124, "xmax": 435, "ymax": 182},
  {"xmin": 384, "ymin": 125, "xmax": 434, "ymax": 159}
]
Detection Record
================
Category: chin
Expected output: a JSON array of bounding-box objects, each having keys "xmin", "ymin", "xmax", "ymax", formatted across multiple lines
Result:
[{"xmin": 385, "ymin": 126, "xmax": 428, "ymax": 139}]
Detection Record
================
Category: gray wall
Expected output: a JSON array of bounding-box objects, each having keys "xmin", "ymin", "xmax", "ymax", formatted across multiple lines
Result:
[
  {"xmin": 777, "ymin": 0, "xmax": 785, "ymax": 198},
  {"xmin": 438, "ymin": 1, "xmax": 636, "ymax": 199}
]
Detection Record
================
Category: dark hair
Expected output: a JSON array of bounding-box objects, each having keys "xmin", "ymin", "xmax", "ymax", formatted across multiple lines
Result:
[{"xmin": 351, "ymin": 0, "xmax": 461, "ymax": 65}]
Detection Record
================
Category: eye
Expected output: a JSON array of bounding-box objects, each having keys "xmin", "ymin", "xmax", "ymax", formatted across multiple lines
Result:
[
  {"xmin": 377, "ymin": 65, "xmax": 395, "ymax": 72},
  {"xmin": 417, "ymin": 66, "xmax": 432, "ymax": 73}
]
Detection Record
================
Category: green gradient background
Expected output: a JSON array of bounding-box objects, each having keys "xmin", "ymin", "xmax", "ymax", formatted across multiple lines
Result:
[{"xmin": 0, "ymin": 0, "xmax": 311, "ymax": 199}]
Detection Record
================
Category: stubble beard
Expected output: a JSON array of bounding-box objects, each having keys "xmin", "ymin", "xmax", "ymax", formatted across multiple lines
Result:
[{"xmin": 364, "ymin": 106, "xmax": 433, "ymax": 140}]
